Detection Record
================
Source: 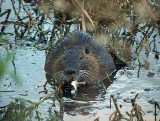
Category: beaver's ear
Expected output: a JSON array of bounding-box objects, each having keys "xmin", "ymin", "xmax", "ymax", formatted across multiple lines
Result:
[{"xmin": 83, "ymin": 46, "xmax": 89, "ymax": 54}]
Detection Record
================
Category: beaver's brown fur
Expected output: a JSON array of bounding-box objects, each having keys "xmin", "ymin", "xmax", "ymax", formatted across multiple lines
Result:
[{"xmin": 44, "ymin": 30, "xmax": 116, "ymax": 96}]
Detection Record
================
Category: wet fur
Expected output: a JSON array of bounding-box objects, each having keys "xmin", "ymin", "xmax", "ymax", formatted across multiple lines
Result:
[{"xmin": 45, "ymin": 30, "xmax": 116, "ymax": 90}]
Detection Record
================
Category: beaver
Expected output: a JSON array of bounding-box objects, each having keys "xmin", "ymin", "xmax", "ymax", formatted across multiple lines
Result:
[{"xmin": 44, "ymin": 30, "xmax": 123, "ymax": 97}]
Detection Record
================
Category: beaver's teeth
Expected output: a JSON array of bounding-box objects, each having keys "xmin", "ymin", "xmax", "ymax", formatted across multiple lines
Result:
[
  {"xmin": 71, "ymin": 80, "xmax": 78, "ymax": 91},
  {"xmin": 71, "ymin": 90, "xmax": 76, "ymax": 95}
]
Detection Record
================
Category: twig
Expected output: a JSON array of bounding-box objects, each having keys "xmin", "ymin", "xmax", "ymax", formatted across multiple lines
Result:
[
  {"xmin": 81, "ymin": 0, "xmax": 86, "ymax": 32},
  {"xmin": 0, "ymin": 90, "xmax": 15, "ymax": 92},
  {"xmin": 0, "ymin": 21, "xmax": 28, "ymax": 26},
  {"xmin": 11, "ymin": 0, "xmax": 22, "ymax": 21},
  {"xmin": 137, "ymin": 57, "xmax": 142, "ymax": 78},
  {"xmin": 0, "ymin": 9, "xmax": 11, "ymax": 17},
  {"xmin": 109, "ymin": 95, "xmax": 122, "ymax": 121},
  {"xmin": 0, "ymin": 9, "xmax": 11, "ymax": 32},
  {"xmin": 155, "ymin": 102, "xmax": 157, "ymax": 121},
  {"xmin": 73, "ymin": 0, "xmax": 95, "ymax": 31},
  {"xmin": 12, "ymin": 53, "xmax": 16, "ymax": 75},
  {"xmin": 35, "ymin": 91, "xmax": 55, "ymax": 107},
  {"xmin": 111, "ymin": 95, "xmax": 122, "ymax": 116},
  {"xmin": 130, "ymin": 94, "xmax": 144, "ymax": 121},
  {"xmin": 48, "ymin": 100, "xmax": 55, "ymax": 113}
]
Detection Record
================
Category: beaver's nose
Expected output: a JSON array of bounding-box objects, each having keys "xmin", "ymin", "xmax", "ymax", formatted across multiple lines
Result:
[{"xmin": 65, "ymin": 68, "xmax": 76, "ymax": 75}]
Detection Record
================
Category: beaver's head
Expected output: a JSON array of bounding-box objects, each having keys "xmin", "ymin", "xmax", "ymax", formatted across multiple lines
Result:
[
  {"xmin": 50, "ymin": 46, "xmax": 105, "ymax": 94},
  {"xmin": 45, "ymin": 31, "xmax": 116, "ymax": 96},
  {"xmin": 63, "ymin": 48, "xmax": 86, "ymax": 82}
]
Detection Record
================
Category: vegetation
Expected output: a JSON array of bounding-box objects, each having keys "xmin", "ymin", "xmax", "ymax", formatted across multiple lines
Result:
[
  {"xmin": 0, "ymin": 0, "xmax": 160, "ymax": 120},
  {"xmin": 0, "ymin": 36, "xmax": 20, "ymax": 84},
  {"xmin": 0, "ymin": 0, "xmax": 160, "ymax": 65},
  {"xmin": 0, "ymin": 92, "xmax": 63, "ymax": 121}
]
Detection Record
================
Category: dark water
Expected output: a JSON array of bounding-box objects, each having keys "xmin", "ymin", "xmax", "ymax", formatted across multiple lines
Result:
[{"xmin": 0, "ymin": 0, "xmax": 160, "ymax": 121}]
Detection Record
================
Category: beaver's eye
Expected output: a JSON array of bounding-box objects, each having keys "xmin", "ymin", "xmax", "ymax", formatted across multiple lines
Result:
[
  {"xmin": 80, "ymin": 55, "xmax": 83, "ymax": 60},
  {"xmin": 80, "ymin": 57, "xmax": 83, "ymax": 60},
  {"xmin": 84, "ymin": 47, "xmax": 89, "ymax": 54}
]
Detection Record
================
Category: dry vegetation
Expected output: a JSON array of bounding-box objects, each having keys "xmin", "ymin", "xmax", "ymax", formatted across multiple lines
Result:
[
  {"xmin": 0, "ymin": 0, "xmax": 160, "ymax": 120},
  {"xmin": 1, "ymin": 0, "xmax": 160, "ymax": 63},
  {"xmin": 109, "ymin": 94, "xmax": 145, "ymax": 121}
]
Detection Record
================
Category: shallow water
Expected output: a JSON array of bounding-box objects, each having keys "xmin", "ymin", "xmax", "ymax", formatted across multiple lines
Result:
[
  {"xmin": 0, "ymin": 0, "xmax": 160, "ymax": 120},
  {"xmin": 0, "ymin": 44, "xmax": 160, "ymax": 121}
]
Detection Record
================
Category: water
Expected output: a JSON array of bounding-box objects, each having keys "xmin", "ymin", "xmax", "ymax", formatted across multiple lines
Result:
[
  {"xmin": 0, "ymin": 44, "xmax": 160, "ymax": 121},
  {"xmin": 0, "ymin": 0, "xmax": 160, "ymax": 121}
]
